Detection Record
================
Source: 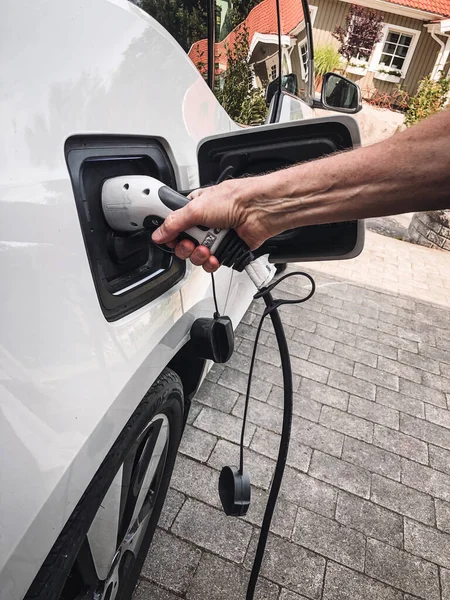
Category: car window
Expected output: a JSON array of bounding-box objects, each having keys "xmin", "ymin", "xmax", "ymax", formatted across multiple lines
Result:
[
  {"xmin": 139, "ymin": 1, "xmax": 209, "ymax": 79},
  {"xmin": 139, "ymin": 0, "xmax": 314, "ymax": 125},
  {"xmin": 212, "ymin": 0, "xmax": 314, "ymax": 125},
  {"xmin": 214, "ymin": 0, "xmax": 276, "ymax": 125}
]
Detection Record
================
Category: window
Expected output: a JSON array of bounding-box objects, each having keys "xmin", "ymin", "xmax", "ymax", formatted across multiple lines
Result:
[
  {"xmin": 271, "ymin": 64, "xmax": 277, "ymax": 80},
  {"xmin": 369, "ymin": 24, "xmax": 420, "ymax": 77},
  {"xmin": 300, "ymin": 43, "xmax": 308, "ymax": 74},
  {"xmin": 380, "ymin": 31, "xmax": 412, "ymax": 71}
]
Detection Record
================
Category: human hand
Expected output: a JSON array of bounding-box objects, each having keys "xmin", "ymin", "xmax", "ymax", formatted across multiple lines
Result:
[{"xmin": 151, "ymin": 178, "xmax": 276, "ymax": 272}]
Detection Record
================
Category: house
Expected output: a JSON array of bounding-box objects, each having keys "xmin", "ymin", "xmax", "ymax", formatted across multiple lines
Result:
[
  {"xmin": 313, "ymin": 0, "xmax": 450, "ymax": 95},
  {"xmin": 189, "ymin": 0, "xmax": 450, "ymax": 98},
  {"xmin": 189, "ymin": 0, "xmax": 310, "ymax": 92}
]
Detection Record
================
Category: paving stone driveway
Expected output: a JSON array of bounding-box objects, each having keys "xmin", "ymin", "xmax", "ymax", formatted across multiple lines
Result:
[{"xmin": 136, "ymin": 231, "xmax": 450, "ymax": 600}]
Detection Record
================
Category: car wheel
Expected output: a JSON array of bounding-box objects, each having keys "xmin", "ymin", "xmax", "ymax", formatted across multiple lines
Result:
[{"xmin": 25, "ymin": 368, "xmax": 184, "ymax": 600}]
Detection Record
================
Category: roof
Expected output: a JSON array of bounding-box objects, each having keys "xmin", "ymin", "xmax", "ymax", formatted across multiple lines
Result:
[
  {"xmin": 386, "ymin": 0, "xmax": 450, "ymax": 17},
  {"xmin": 188, "ymin": 0, "xmax": 304, "ymax": 71},
  {"xmin": 240, "ymin": 0, "xmax": 305, "ymax": 40},
  {"xmin": 188, "ymin": 39, "xmax": 208, "ymax": 74}
]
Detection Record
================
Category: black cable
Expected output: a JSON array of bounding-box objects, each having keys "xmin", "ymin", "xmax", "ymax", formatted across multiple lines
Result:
[
  {"xmin": 241, "ymin": 271, "xmax": 315, "ymax": 600},
  {"xmin": 239, "ymin": 314, "xmax": 265, "ymax": 474},
  {"xmin": 211, "ymin": 273, "xmax": 220, "ymax": 319}
]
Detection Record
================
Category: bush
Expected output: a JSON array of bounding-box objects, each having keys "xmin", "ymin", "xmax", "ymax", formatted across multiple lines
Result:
[
  {"xmin": 314, "ymin": 45, "xmax": 341, "ymax": 77},
  {"xmin": 239, "ymin": 88, "xmax": 267, "ymax": 125},
  {"xmin": 405, "ymin": 72, "xmax": 449, "ymax": 127},
  {"xmin": 215, "ymin": 25, "xmax": 252, "ymax": 121},
  {"xmin": 215, "ymin": 24, "xmax": 267, "ymax": 125}
]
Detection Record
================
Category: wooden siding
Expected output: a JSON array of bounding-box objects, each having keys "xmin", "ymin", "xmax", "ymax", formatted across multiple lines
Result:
[
  {"xmin": 311, "ymin": 0, "xmax": 441, "ymax": 94},
  {"xmin": 312, "ymin": 0, "xmax": 348, "ymax": 48}
]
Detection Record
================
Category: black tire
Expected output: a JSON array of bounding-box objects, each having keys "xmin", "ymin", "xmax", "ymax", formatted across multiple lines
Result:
[{"xmin": 25, "ymin": 368, "xmax": 184, "ymax": 600}]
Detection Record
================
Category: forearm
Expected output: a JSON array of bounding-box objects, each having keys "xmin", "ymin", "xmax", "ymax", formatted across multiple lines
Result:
[
  {"xmin": 243, "ymin": 109, "xmax": 450, "ymax": 234},
  {"xmin": 153, "ymin": 109, "xmax": 450, "ymax": 269}
]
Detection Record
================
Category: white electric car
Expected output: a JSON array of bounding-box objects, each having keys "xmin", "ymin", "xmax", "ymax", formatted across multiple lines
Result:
[{"xmin": 0, "ymin": 1, "xmax": 363, "ymax": 599}]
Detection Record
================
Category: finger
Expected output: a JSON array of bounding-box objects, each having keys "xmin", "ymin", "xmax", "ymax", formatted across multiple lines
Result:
[
  {"xmin": 187, "ymin": 188, "xmax": 206, "ymax": 200},
  {"xmin": 165, "ymin": 240, "xmax": 177, "ymax": 248},
  {"xmin": 152, "ymin": 207, "xmax": 197, "ymax": 244},
  {"xmin": 190, "ymin": 245, "xmax": 211, "ymax": 266},
  {"xmin": 203, "ymin": 256, "xmax": 220, "ymax": 273},
  {"xmin": 174, "ymin": 239, "xmax": 196, "ymax": 260}
]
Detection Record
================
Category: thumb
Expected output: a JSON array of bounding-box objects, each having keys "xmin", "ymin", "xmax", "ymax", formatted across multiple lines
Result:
[{"xmin": 151, "ymin": 206, "xmax": 197, "ymax": 244}]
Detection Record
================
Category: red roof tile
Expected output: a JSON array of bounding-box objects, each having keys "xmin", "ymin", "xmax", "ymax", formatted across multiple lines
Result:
[
  {"xmin": 189, "ymin": 38, "xmax": 208, "ymax": 74},
  {"xmin": 189, "ymin": 0, "xmax": 305, "ymax": 70},
  {"xmin": 386, "ymin": 0, "xmax": 450, "ymax": 16}
]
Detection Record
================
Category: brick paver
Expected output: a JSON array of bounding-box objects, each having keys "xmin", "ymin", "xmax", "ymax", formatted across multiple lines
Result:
[{"xmin": 138, "ymin": 232, "xmax": 450, "ymax": 599}]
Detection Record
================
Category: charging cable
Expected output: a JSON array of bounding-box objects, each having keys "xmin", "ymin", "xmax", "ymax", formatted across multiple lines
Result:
[
  {"xmin": 244, "ymin": 271, "xmax": 315, "ymax": 599},
  {"xmin": 213, "ymin": 269, "xmax": 316, "ymax": 598}
]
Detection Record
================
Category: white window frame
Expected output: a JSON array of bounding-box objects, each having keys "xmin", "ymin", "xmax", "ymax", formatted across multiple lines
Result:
[
  {"xmin": 270, "ymin": 63, "xmax": 277, "ymax": 80},
  {"xmin": 282, "ymin": 46, "xmax": 293, "ymax": 74},
  {"xmin": 298, "ymin": 41, "xmax": 309, "ymax": 79},
  {"xmin": 369, "ymin": 23, "xmax": 420, "ymax": 77},
  {"xmin": 296, "ymin": 5, "xmax": 317, "ymax": 80},
  {"xmin": 249, "ymin": 33, "xmax": 291, "ymax": 56},
  {"xmin": 309, "ymin": 5, "xmax": 318, "ymax": 26}
]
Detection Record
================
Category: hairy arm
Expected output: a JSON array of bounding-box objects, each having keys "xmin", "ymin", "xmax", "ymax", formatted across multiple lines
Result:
[{"xmin": 152, "ymin": 109, "xmax": 450, "ymax": 271}]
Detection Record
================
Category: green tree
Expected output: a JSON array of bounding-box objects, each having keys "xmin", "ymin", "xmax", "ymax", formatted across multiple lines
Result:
[
  {"xmin": 139, "ymin": 0, "xmax": 208, "ymax": 52},
  {"xmin": 216, "ymin": 25, "xmax": 252, "ymax": 117},
  {"xmin": 215, "ymin": 24, "xmax": 267, "ymax": 125}
]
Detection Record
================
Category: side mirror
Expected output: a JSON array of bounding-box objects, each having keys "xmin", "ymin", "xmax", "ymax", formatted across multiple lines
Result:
[
  {"xmin": 281, "ymin": 73, "xmax": 299, "ymax": 97},
  {"xmin": 265, "ymin": 79, "xmax": 278, "ymax": 107},
  {"xmin": 265, "ymin": 74, "xmax": 299, "ymax": 107},
  {"xmin": 321, "ymin": 72, "xmax": 362, "ymax": 114}
]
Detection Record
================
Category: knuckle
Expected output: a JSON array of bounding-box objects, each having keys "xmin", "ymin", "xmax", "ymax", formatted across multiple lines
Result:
[
  {"xmin": 187, "ymin": 202, "xmax": 200, "ymax": 221},
  {"xmin": 164, "ymin": 212, "xmax": 176, "ymax": 229}
]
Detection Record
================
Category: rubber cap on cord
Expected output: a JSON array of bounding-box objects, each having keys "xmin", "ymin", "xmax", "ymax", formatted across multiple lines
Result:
[{"xmin": 219, "ymin": 466, "xmax": 251, "ymax": 516}]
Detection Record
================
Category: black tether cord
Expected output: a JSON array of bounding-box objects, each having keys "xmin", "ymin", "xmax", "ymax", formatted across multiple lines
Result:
[
  {"xmin": 243, "ymin": 271, "xmax": 316, "ymax": 600},
  {"xmin": 211, "ymin": 272, "xmax": 220, "ymax": 318}
]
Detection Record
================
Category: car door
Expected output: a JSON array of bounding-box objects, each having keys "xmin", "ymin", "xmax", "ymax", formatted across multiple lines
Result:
[{"xmin": 197, "ymin": 114, "xmax": 364, "ymax": 266}]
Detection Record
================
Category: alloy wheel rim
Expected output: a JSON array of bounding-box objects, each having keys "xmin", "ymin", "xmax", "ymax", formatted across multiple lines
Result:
[{"xmin": 62, "ymin": 413, "xmax": 170, "ymax": 600}]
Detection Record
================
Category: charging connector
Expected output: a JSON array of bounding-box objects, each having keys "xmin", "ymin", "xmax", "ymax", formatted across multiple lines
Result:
[{"xmin": 101, "ymin": 175, "xmax": 253, "ymax": 270}]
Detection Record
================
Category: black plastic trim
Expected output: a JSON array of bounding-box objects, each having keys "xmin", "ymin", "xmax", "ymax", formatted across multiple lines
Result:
[
  {"xmin": 158, "ymin": 186, "xmax": 190, "ymax": 211},
  {"xmin": 65, "ymin": 135, "xmax": 185, "ymax": 321},
  {"xmin": 198, "ymin": 119, "xmax": 362, "ymax": 262},
  {"xmin": 198, "ymin": 121, "xmax": 354, "ymax": 184}
]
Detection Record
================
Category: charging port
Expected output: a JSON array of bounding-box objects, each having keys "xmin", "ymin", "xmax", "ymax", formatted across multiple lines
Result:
[{"xmin": 65, "ymin": 135, "xmax": 185, "ymax": 321}]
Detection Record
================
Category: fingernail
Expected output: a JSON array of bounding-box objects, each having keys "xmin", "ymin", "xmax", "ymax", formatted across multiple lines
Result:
[{"xmin": 152, "ymin": 230, "xmax": 162, "ymax": 242}]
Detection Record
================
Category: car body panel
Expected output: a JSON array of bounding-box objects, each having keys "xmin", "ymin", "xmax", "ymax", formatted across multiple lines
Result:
[{"xmin": 0, "ymin": 1, "xmax": 251, "ymax": 598}]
